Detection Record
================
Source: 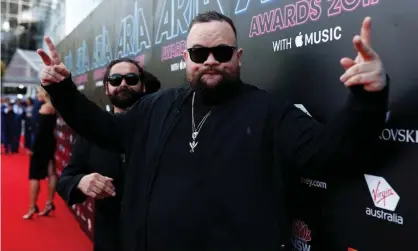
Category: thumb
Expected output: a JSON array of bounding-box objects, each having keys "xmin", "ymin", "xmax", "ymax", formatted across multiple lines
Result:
[
  {"xmin": 53, "ymin": 64, "xmax": 70, "ymax": 78},
  {"xmin": 340, "ymin": 57, "xmax": 355, "ymax": 70}
]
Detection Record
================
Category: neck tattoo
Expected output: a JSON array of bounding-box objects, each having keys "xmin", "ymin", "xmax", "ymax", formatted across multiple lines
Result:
[{"xmin": 189, "ymin": 92, "xmax": 211, "ymax": 153}]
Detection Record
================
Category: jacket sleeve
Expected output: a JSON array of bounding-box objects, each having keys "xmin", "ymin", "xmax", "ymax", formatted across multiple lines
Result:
[
  {"xmin": 42, "ymin": 76, "xmax": 143, "ymax": 152},
  {"xmin": 276, "ymin": 77, "xmax": 389, "ymax": 174},
  {"xmin": 56, "ymin": 135, "xmax": 90, "ymax": 205}
]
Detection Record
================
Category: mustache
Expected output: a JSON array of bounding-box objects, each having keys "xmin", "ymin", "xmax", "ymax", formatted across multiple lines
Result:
[
  {"xmin": 115, "ymin": 86, "xmax": 133, "ymax": 94},
  {"xmin": 198, "ymin": 67, "xmax": 223, "ymax": 76}
]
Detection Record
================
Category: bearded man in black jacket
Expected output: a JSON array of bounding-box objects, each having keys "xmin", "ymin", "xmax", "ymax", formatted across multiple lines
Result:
[
  {"xmin": 56, "ymin": 59, "xmax": 161, "ymax": 251},
  {"xmin": 38, "ymin": 11, "xmax": 388, "ymax": 251}
]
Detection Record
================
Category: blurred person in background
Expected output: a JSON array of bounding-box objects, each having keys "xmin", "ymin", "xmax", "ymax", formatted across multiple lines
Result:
[
  {"xmin": 1, "ymin": 98, "xmax": 10, "ymax": 148},
  {"xmin": 3, "ymin": 102, "xmax": 16, "ymax": 154},
  {"xmin": 23, "ymin": 98, "xmax": 35, "ymax": 153},
  {"xmin": 32, "ymin": 92, "xmax": 43, "ymax": 126},
  {"xmin": 23, "ymin": 87, "xmax": 58, "ymax": 219},
  {"xmin": 57, "ymin": 59, "xmax": 161, "ymax": 251},
  {"xmin": 11, "ymin": 100, "xmax": 25, "ymax": 153}
]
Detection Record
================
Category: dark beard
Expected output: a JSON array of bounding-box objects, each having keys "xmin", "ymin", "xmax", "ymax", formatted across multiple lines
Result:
[
  {"xmin": 108, "ymin": 87, "xmax": 145, "ymax": 109},
  {"xmin": 191, "ymin": 68, "xmax": 242, "ymax": 106}
]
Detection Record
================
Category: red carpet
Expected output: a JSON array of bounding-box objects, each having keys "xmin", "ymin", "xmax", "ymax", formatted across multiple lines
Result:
[{"xmin": 1, "ymin": 150, "xmax": 93, "ymax": 251}]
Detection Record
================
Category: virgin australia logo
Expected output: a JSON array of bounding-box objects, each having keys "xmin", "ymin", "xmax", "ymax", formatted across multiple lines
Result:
[{"xmin": 364, "ymin": 174, "xmax": 403, "ymax": 225}]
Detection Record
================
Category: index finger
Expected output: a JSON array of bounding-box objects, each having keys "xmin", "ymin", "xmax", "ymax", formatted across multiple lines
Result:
[
  {"xmin": 360, "ymin": 16, "xmax": 372, "ymax": 46},
  {"xmin": 101, "ymin": 185, "xmax": 116, "ymax": 197},
  {"xmin": 104, "ymin": 179, "xmax": 115, "ymax": 191},
  {"xmin": 44, "ymin": 36, "xmax": 61, "ymax": 64},
  {"xmin": 96, "ymin": 179, "xmax": 116, "ymax": 193},
  {"xmin": 353, "ymin": 35, "xmax": 376, "ymax": 61},
  {"xmin": 94, "ymin": 179, "xmax": 116, "ymax": 196},
  {"xmin": 37, "ymin": 49, "xmax": 52, "ymax": 66},
  {"xmin": 97, "ymin": 176, "xmax": 114, "ymax": 188}
]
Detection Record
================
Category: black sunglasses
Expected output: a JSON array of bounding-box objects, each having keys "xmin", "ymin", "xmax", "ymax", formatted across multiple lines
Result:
[
  {"xmin": 187, "ymin": 45, "xmax": 236, "ymax": 64},
  {"xmin": 107, "ymin": 73, "xmax": 141, "ymax": 87}
]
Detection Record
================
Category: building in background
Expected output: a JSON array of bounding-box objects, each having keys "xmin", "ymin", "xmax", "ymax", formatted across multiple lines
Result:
[
  {"xmin": 1, "ymin": 0, "xmax": 60, "ymax": 64},
  {"xmin": 1, "ymin": 0, "xmax": 103, "ymax": 99},
  {"xmin": 1, "ymin": 0, "xmax": 63, "ymax": 99},
  {"xmin": 42, "ymin": 0, "xmax": 65, "ymax": 45},
  {"xmin": 64, "ymin": 0, "xmax": 103, "ymax": 38},
  {"xmin": 43, "ymin": 0, "xmax": 104, "ymax": 48}
]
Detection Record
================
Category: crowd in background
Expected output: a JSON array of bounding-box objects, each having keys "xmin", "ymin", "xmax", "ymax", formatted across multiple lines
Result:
[{"xmin": 1, "ymin": 96, "xmax": 42, "ymax": 154}]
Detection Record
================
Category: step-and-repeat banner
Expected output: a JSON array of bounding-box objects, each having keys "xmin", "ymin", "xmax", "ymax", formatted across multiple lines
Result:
[
  {"xmin": 55, "ymin": 117, "xmax": 95, "ymax": 240},
  {"xmin": 54, "ymin": 0, "xmax": 418, "ymax": 249}
]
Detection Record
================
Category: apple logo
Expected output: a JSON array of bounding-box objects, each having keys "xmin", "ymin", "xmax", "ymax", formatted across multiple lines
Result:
[{"xmin": 295, "ymin": 32, "xmax": 304, "ymax": 47}]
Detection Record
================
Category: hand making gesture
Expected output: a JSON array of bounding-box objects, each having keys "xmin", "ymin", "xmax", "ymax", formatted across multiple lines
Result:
[
  {"xmin": 38, "ymin": 36, "xmax": 70, "ymax": 85},
  {"xmin": 340, "ymin": 17, "xmax": 386, "ymax": 92}
]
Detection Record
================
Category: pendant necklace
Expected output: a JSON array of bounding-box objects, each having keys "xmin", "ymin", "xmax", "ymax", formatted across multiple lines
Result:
[{"xmin": 190, "ymin": 92, "xmax": 211, "ymax": 153}]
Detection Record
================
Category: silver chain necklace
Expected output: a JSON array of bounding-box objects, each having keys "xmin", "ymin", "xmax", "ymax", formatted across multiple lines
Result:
[{"xmin": 189, "ymin": 92, "xmax": 211, "ymax": 153}]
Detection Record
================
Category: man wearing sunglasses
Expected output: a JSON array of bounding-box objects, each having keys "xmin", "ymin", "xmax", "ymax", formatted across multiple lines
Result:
[
  {"xmin": 39, "ymin": 10, "xmax": 388, "ymax": 251},
  {"xmin": 56, "ymin": 58, "xmax": 161, "ymax": 251}
]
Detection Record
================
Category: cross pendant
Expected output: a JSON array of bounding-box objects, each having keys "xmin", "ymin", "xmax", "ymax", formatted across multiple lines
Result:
[{"xmin": 189, "ymin": 140, "xmax": 198, "ymax": 153}]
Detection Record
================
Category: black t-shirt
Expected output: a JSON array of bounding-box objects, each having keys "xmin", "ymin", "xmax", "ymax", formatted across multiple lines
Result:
[{"xmin": 147, "ymin": 93, "xmax": 215, "ymax": 250}]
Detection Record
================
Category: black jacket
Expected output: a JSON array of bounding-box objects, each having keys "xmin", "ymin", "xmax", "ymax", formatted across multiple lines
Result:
[
  {"xmin": 57, "ymin": 135, "xmax": 126, "ymax": 251},
  {"xmin": 44, "ymin": 77, "xmax": 388, "ymax": 251}
]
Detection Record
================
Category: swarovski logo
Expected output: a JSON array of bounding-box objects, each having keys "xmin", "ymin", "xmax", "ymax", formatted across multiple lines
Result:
[
  {"xmin": 379, "ymin": 128, "xmax": 418, "ymax": 144},
  {"xmin": 380, "ymin": 110, "xmax": 418, "ymax": 144}
]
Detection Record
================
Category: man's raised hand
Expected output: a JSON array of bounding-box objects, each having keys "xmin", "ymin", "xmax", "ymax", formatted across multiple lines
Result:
[
  {"xmin": 339, "ymin": 17, "xmax": 386, "ymax": 92},
  {"xmin": 37, "ymin": 36, "xmax": 70, "ymax": 85}
]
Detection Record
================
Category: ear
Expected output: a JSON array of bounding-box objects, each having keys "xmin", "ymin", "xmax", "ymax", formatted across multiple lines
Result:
[
  {"xmin": 183, "ymin": 49, "xmax": 188, "ymax": 61},
  {"xmin": 236, "ymin": 48, "xmax": 243, "ymax": 67},
  {"xmin": 143, "ymin": 84, "xmax": 147, "ymax": 93},
  {"xmin": 105, "ymin": 83, "xmax": 109, "ymax": 95}
]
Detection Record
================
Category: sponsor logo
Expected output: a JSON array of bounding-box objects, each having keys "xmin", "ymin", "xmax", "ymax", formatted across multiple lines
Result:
[
  {"xmin": 379, "ymin": 128, "xmax": 418, "ymax": 144},
  {"xmin": 364, "ymin": 174, "xmax": 403, "ymax": 225},
  {"xmin": 379, "ymin": 111, "xmax": 418, "ymax": 144},
  {"xmin": 170, "ymin": 59, "xmax": 186, "ymax": 72},
  {"xmin": 292, "ymin": 219, "xmax": 312, "ymax": 251},
  {"xmin": 273, "ymin": 26, "xmax": 342, "ymax": 52},
  {"xmin": 296, "ymin": 26, "xmax": 342, "ymax": 48},
  {"xmin": 300, "ymin": 177, "xmax": 327, "ymax": 189}
]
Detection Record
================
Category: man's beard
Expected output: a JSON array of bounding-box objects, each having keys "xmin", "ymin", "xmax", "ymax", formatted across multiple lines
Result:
[
  {"xmin": 188, "ymin": 67, "xmax": 242, "ymax": 105},
  {"xmin": 108, "ymin": 86, "xmax": 145, "ymax": 109}
]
